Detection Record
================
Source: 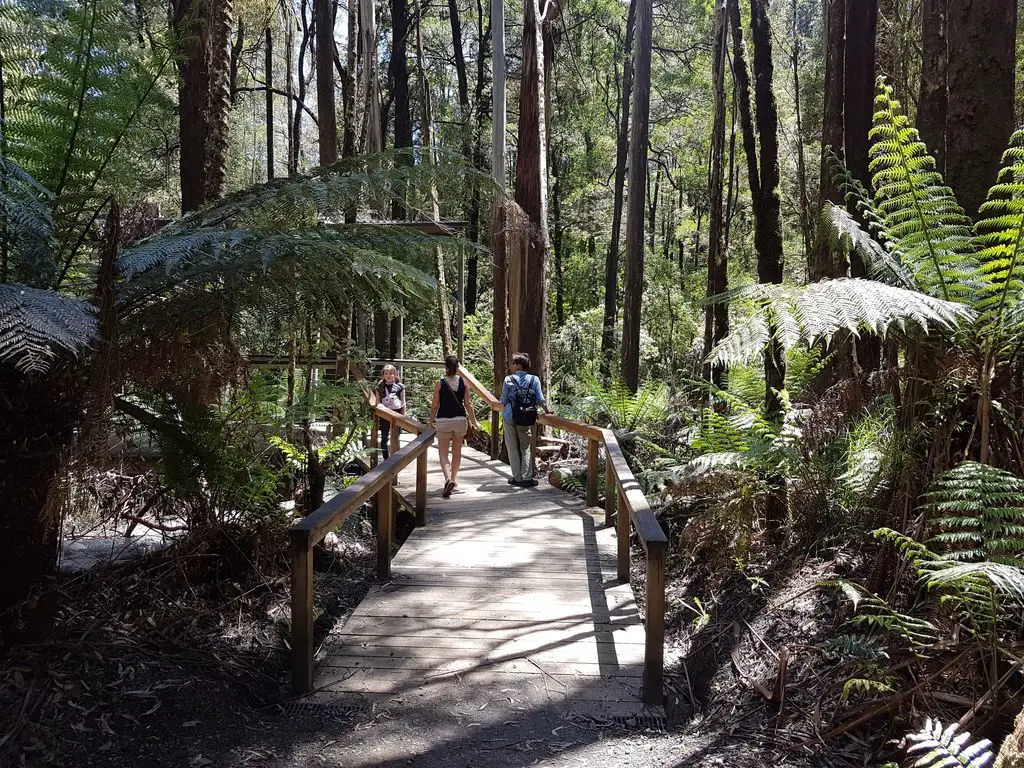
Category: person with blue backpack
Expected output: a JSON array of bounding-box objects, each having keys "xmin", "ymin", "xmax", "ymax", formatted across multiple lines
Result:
[{"xmin": 500, "ymin": 352, "xmax": 553, "ymax": 487}]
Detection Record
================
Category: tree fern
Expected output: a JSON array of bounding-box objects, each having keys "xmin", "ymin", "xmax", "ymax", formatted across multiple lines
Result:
[
  {"xmin": 923, "ymin": 462, "xmax": 1024, "ymax": 566},
  {"xmin": 904, "ymin": 718, "xmax": 993, "ymax": 768},
  {"xmin": 0, "ymin": 283, "xmax": 96, "ymax": 374},
  {"xmin": 707, "ymin": 279, "xmax": 971, "ymax": 368},
  {"xmin": 869, "ymin": 80, "xmax": 976, "ymax": 303},
  {"xmin": 973, "ymin": 128, "xmax": 1024, "ymax": 351}
]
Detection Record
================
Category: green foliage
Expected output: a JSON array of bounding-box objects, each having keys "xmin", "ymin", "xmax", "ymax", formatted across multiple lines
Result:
[
  {"xmin": 819, "ymin": 579, "xmax": 938, "ymax": 651},
  {"xmin": 868, "ymin": 80, "xmax": 975, "ymax": 303},
  {"xmin": 126, "ymin": 392, "xmax": 281, "ymax": 524},
  {"xmin": 707, "ymin": 279, "xmax": 970, "ymax": 368},
  {"xmin": 569, "ymin": 370, "xmax": 668, "ymax": 436},
  {"xmin": 974, "ymin": 129, "xmax": 1024, "ymax": 351},
  {"xmin": 904, "ymin": 718, "xmax": 994, "ymax": 768},
  {"xmin": 923, "ymin": 462, "xmax": 1024, "ymax": 566},
  {"xmin": 0, "ymin": 159, "xmax": 96, "ymax": 373}
]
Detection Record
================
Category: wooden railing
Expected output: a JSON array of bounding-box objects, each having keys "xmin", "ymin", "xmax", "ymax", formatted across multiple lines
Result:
[
  {"xmin": 288, "ymin": 403, "xmax": 433, "ymax": 693},
  {"xmin": 458, "ymin": 366, "xmax": 669, "ymax": 706}
]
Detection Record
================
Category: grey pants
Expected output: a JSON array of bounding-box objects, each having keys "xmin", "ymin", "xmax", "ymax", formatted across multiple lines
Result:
[{"xmin": 503, "ymin": 420, "xmax": 534, "ymax": 481}]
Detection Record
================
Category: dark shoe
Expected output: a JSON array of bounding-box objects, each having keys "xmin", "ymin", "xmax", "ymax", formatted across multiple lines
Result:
[
  {"xmin": 519, "ymin": 478, "xmax": 538, "ymax": 487},
  {"xmin": 507, "ymin": 478, "xmax": 518, "ymax": 485},
  {"xmin": 442, "ymin": 481, "xmax": 455, "ymax": 498}
]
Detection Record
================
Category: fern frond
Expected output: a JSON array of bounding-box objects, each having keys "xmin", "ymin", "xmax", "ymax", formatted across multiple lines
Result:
[
  {"xmin": 922, "ymin": 461, "xmax": 1024, "ymax": 567},
  {"xmin": 974, "ymin": 129, "xmax": 1024, "ymax": 350},
  {"xmin": 869, "ymin": 80, "xmax": 976, "ymax": 302},
  {"xmin": 904, "ymin": 718, "xmax": 993, "ymax": 768},
  {"xmin": 0, "ymin": 283, "xmax": 96, "ymax": 373},
  {"xmin": 707, "ymin": 279, "xmax": 972, "ymax": 367}
]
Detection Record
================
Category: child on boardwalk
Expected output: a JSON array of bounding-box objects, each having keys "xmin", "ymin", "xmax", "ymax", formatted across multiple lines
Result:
[{"xmin": 376, "ymin": 364, "xmax": 406, "ymax": 459}]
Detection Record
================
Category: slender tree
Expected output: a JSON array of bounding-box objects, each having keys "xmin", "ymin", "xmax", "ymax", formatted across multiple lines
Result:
[
  {"xmin": 171, "ymin": 0, "xmax": 234, "ymax": 212},
  {"xmin": 315, "ymin": 0, "xmax": 338, "ymax": 166},
  {"xmin": 703, "ymin": 0, "xmax": 729, "ymax": 387},
  {"xmin": 513, "ymin": 0, "xmax": 555, "ymax": 386},
  {"xmin": 620, "ymin": 0, "xmax": 651, "ymax": 393},
  {"xmin": 600, "ymin": 0, "xmax": 636, "ymax": 377}
]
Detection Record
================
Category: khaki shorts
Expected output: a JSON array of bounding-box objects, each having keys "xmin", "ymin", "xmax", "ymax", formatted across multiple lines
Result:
[{"xmin": 434, "ymin": 416, "xmax": 468, "ymax": 438}]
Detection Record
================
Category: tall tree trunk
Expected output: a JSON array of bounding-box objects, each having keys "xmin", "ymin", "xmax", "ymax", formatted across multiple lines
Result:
[
  {"xmin": 843, "ymin": 0, "xmax": 881, "ymax": 371},
  {"xmin": 944, "ymin": 0, "xmax": 1016, "ymax": 219},
  {"xmin": 918, "ymin": 0, "xmax": 948, "ymax": 173},
  {"xmin": 621, "ymin": 0, "xmax": 652, "ymax": 393},
  {"xmin": 552, "ymin": 150, "xmax": 564, "ymax": 328},
  {"xmin": 790, "ymin": 0, "xmax": 812, "ymax": 257},
  {"xmin": 315, "ymin": 0, "xmax": 338, "ymax": 166},
  {"xmin": 360, "ymin": 0, "xmax": 382, "ymax": 153},
  {"xmin": 513, "ymin": 0, "xmax": 553, "ymax": 387},
  {"xmin": 173, "ymin": 0, "xmax": 233, "ymax": 211},
  {"xmin": 601, "ymin": 0, "xmax": 636, "ymax": 377},
  {"xmin": 810, "ymin": 0, "xmax": 845, "ymax": 281},
  {"xmin": 750, "ymin": 0, "xmax": 785, "ymax": 419},
  {"xmin": 292, "ymin": 0, "xmax": 312, "ymax": 174},
  {"xmin": 342, "ymin": 0, "xmax": 358, "ymax": 160},
  {"xmin": 265, "ymin": 26, "xmax": 275, "ymax": 179},
  {"xmin": 282, "ymin": 1, "xmax": 298, "ymax": 175},
  {"xmin": 704, "ymin": 0, "xmax": 729, "ymax": 387}
]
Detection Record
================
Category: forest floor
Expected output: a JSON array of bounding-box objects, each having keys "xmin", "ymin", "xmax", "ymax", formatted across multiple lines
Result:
[{"xmin": 2, "ymin": 506, "xmax": 876, "ymax": 768}]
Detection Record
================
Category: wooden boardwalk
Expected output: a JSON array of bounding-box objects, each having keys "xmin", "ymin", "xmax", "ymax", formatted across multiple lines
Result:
[{"xmin": 313, "ymin": 439, "xmax": 654, "ymax": 716}]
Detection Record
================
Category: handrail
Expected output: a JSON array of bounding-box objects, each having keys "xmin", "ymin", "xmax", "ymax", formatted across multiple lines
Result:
[
  {"xmin": 460, "ymin": 367, "xmax": 668, "ymax": 706},
  {"xmin": 288, "ymin": 411, "xmax": 435, "ymax": 693}
]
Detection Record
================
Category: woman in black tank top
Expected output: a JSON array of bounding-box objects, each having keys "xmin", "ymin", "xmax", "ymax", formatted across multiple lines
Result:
[{"xmin": 429, "ymin": 355, "xmax": 480, "ymax": 498}]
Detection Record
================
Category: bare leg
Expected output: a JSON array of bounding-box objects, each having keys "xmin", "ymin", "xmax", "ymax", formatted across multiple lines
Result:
[
  {"xmin": 437, "ymin": 434, "xmax": 452, "ymax": 484},
  {"xmin": 450, "ymin": 436, "xmax": 463, "ymax": 485}
]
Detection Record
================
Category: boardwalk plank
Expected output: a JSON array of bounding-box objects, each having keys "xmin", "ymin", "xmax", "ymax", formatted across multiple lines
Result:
[{"xmin": 317, "ymin": 440, "xmax": 651, "ymax": 712}]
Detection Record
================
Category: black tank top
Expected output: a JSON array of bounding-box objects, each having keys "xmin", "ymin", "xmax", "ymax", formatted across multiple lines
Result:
[{"xmin": 437, "ymin": 376, "xmax": 467, "ymax": 418}]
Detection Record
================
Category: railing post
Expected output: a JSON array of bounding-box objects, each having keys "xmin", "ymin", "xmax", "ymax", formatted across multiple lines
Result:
[
  {"xmin": 290, "ymin": 539, "xmax": 314, "ymax": 694},
  {"xmin": 376, "ymin": 482, "xmax": 393, "ymax": 580},
  {"xmin": 370, "ymin": 412, "xmax": 379, "ymax": 468},
  {"xmin": 643, "ymin": 542, "xmax": 667, "ymax": 705},
  {"xmin": 586, "ymin": 438, "xmax": 599, "ymax": 507},
  {"xmin": 389, "ymin": 420, "xmax": 400, "ymax": 456},
  {"xmin": 605, "ymin": 459, "xmax": 616, "ymax": 527},
  {"xmin": 616, "ymin": 486, "xmax": 629, "ymax": 582},
  {"xmin": 415, "ymin": 451, "xmax": 427, "ymax": 526},
  {"xmin": 490, "ymin": 410, "xmax": 500, "ymax": 460}
]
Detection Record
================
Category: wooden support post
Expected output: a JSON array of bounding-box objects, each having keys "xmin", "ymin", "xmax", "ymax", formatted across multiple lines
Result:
[
  {"xmin": 389, "ymin": 420, "xmax": 400, "ymax": 457},
  {"xmin": 370, "ymin": 412, "xmax": 379, "ymax": 468},
  {"xmin": 586, "ymin": 438, "xmax": 599, "ymax": 507},
  {"xmin": 490, "ymin": 410, "xmax": 500, "ymax": 460},
  {"xmin": 643, "ymin": 543, "xmax": 667, "ymax": 705},
  {"xmin": 290, "ymin": 541, "xmax": 314, "ymax": 693},
  {"xmin": 530, "ymin": 422, "xmax": 539, "ymax": 478},
  {"xmin": 605, "ymin": 460, "xmax": 616, "ymax": 527},
  {"xmin": 376, "ymin": 483, "xmax": 393, "ymax": 580},
  {"xmin": 616, "ymin": 486, "xmax": 629, "ymax": 582},
  {"xmin": 415, "ymin": 451, "xmax": 427, "ymax": 526}
]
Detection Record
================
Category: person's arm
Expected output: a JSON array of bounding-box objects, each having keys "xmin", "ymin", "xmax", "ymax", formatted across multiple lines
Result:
[
  {"xmin": 499, "ymin": 376, "xmax": 510, "ymax": 407},
  {"xmin": 399, "ymin": 386, "xmax": 407, "ymax": 414},
  {"xmin": 463, "ymin": 381, "xmax": 479, "ymax": 427},
  {"xmin": 429, "ymin": 381, "xmax": 440, "ymax": 425},
  {"xmin": 535, "ymin": 376, "xmax": 553, "ymax": 414}
]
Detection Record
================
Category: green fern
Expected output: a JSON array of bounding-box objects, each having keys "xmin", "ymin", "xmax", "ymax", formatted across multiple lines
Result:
[
  {"xmin": 923, "ymin": 462, "xmax": 1024, "ymax": 566},
  {"xmin": 707, "ymin": 279, "xmax": 971, "ymax": 368},
  {"xmin": 974, "ymin": 128, "xmax": 1024, "ymax": 351},
  {"xmin": 819, "ymin": 579, "xmax": 938, "ymax": 650},
  {"xmin": 869, "ymin": 80, "xmax": 976, "ymax": 303},
  {"xmin": 904, "ymin": 718, "xmax": 994, "ymax": 768}
]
